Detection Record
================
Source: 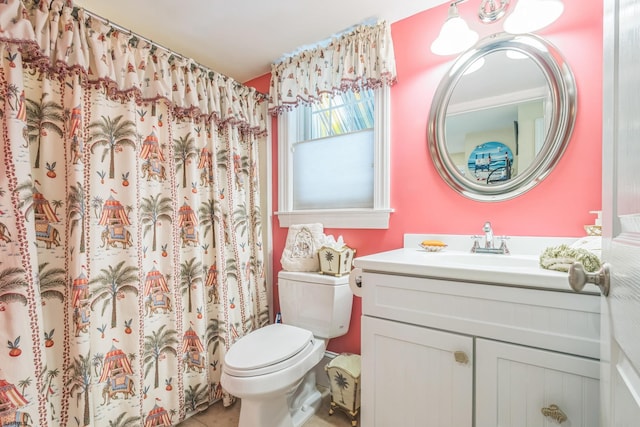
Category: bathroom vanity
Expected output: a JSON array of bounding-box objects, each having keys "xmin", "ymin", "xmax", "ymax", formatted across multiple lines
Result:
[{"xmin": 354, "ymin": 235, "xmax": 601, "ymax": 427}]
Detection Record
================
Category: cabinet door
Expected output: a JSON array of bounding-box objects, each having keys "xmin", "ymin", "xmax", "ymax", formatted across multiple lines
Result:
[
  {"xmin": 476, "ymin": 338, "xmax": 599, "ymax": 427},
  {"xmin": 361, "ymin": 316, "xmax": 473, "ymax": 427}
]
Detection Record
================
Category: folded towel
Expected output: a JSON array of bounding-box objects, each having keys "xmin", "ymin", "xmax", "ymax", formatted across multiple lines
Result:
[
  {"xmin": 539, "ymin": 244, "xmax": 602, "ymax": 273},
  {"xmin": 280, "ymin": 223, "xmax": 324, "ymax": 272}
]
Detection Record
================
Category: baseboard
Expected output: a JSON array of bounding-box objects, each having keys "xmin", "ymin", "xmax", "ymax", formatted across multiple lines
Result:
[{"xmin": 314, "ymin": 350, "xmax": 339, "ymax": 389}]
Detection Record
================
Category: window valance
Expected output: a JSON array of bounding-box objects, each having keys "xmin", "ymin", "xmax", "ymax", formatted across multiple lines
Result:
[{"xmin": 268, "ymin": 20, "xmax": 397, "ymax": 115}]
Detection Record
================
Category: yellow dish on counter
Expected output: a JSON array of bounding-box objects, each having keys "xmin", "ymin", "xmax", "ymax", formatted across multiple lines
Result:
[{"xmin": 419, "ymin": 240, "xmax": 447, "ymax": 252}]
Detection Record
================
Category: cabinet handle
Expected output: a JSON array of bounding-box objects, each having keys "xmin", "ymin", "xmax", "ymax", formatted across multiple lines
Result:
[
  {"xmin": 541, "ymin": 404, "xmax": 567, "ymax": 423},
  {"xmin": 453, "ymin": 351, "xmax": 469, "ymax": 365}
]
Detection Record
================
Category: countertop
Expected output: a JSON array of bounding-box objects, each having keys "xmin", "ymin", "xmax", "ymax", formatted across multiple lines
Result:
[{"xmin": 353, "ymin": 234, "xmax": 600, "ymax": 294}]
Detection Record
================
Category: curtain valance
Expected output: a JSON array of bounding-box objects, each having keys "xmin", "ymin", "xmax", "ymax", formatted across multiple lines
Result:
[
  {"xmin": 268, "ymin": 20, "xmax": 397, "ymax": 115},
  {"xmin": 0, "ymin": 0, "xmax": 268, "ymax": 135}
]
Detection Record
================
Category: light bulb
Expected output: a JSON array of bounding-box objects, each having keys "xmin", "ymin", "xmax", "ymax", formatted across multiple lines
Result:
[
  {"xmin": 431, "ymin": 4, "xmax": 479, "ymax": 56},
  {"xmin": 504, "ymin": 0, "xmax": 564, "ymax": 34}
]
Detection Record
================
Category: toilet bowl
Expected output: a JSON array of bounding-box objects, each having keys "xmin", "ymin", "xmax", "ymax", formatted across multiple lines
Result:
[
  {"xmin": 221, "ymin": 323, "xmax": 326, "ymax": 427},
  {"xmin": 221, "ymin": 271, "xmax": 353, "ymax": 427}
]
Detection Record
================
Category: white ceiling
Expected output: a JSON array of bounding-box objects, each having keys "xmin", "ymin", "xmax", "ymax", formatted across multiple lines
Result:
[{"xmin": 72, "ymin": 0, "xmax": 448, "ymax": 83}]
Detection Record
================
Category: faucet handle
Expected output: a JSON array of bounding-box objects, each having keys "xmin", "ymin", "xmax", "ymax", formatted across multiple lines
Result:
[
  {"xmin": 470, "ymin": 235, "xmax": 481, "ymax": 253},
  {"xmin": 496, "ymin": 235, "xmax": 510, "ymax": 254}
]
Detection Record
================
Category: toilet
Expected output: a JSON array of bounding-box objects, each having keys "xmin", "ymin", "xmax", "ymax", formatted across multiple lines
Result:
[{"xmin": 221, "ymin": 271, "xmax": 353, "ymax": 427}]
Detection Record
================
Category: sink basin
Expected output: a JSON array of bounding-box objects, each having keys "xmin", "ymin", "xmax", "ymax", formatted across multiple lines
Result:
[{"xmin": 427, "ymin": 251, "xmax": 539, "ymax": 270}]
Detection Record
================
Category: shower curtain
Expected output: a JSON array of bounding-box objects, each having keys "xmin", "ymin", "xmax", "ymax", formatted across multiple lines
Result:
[{"xmin": 0, "ymin": 1, "xmax": 269, "ymax": 426}]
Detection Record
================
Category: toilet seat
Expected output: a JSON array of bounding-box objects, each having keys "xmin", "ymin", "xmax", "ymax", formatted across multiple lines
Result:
[{"xmin": 224, "ymin": 323, "xmax": 315, "ymax": 377}]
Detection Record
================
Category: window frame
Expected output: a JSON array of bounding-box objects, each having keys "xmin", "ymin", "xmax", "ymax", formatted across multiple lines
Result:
[{"xmin": 276, "ymin": 86, "xmax": 392, "ymax": 229}]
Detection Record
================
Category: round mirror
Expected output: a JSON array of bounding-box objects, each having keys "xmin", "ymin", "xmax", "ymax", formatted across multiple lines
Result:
[{"xmin": 428, "ymin": 33, "xmax": 576, "ymax": 201}]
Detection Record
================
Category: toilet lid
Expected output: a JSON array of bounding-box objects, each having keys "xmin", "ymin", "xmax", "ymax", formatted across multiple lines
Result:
[{"xmin": 224, "ymin": 324, "xmax": 314, "ymax": 375}]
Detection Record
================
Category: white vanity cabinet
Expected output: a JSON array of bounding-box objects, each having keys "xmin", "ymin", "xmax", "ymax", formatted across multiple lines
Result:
[
  {"xmin": 476, "ymin": 339, "xmax": 599, "ymax": 426},
  {"xmin": 359, "ymin": 271, "xmax": 601, "ymax": 427},
  {"xmin": 361, "ymin": 315, "xmax": 473, "ymax": 427}
]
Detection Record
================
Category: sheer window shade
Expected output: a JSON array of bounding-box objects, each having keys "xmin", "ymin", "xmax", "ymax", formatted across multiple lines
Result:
[
  {"xmin": 293, "ymin": 90, "xmax": 375, "ymax": 209},
  {"xmin": 293, "ymin": 129, "xmax": 374, "ymax": 209}
]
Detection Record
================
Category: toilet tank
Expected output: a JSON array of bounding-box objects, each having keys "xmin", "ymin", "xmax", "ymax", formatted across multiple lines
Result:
[{"xmin": 278, "ymin": 271, "xmax": 353, "ymax": 339}]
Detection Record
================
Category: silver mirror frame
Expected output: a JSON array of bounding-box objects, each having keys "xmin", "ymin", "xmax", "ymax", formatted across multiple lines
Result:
[{"xmin": 428, "ymin": 32, "xmax": 577, "ymax": 202}]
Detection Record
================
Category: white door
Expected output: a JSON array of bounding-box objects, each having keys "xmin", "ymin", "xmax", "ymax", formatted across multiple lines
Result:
[{"xmin": 599, "ymin": 0, "xmax": 640, "ymax": 424}]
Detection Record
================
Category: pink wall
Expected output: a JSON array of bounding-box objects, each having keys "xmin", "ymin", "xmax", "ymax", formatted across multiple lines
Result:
[{"xmin": 246, "ymin": 0, "xmax": 603, "ymax": 355}]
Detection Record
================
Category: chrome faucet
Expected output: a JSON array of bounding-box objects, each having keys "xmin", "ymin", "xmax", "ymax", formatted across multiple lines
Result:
[
  {"xmin": 483, "ymin": 221, "xmax": 493, "ymax": 248},
  {"xmin": 471, "ymin": 221, "xmax": 509, "ymax": 254}
]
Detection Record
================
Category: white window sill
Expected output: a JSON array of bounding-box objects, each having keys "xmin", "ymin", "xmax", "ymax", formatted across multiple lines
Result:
[{"xmin": 276, "ymin": 209, "xmax": 393, "ymax": 229}]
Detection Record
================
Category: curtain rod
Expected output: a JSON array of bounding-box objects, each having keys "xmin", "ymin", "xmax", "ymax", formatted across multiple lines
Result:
[
  {"xmin": 274, "ymin": 17, "xmax": 379, "ymax": 65},
  {"xmin": 73, "ymin": 7, "xmax": 253, "ymax": 92}
]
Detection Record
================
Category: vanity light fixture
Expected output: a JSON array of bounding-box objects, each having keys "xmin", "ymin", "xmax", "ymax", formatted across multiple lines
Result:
[
  {"xmin": 503, "ymin": 0, "xmax": 564, "ymax": 33},
  {"xmin": 478, "ymin": 0, "xmax": 510, "ymax": 23},
  {"xmin": 430, "ymin": 0, "xmax": 479, "ymax": 56}
]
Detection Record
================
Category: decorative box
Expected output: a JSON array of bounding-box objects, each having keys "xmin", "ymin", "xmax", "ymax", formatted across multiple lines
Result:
[
  {"xmin": 318, "ymin": 246, "xmax": 355, "ymax": 276},
  {"xmin": 325, "ymin": 353, "xmax": 361, "ymax": 426}
]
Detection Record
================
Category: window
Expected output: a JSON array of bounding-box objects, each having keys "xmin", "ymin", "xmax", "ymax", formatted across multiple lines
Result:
[{"xmin": 277, "ymin": 86, "xmax": 392, "ymax": 229}]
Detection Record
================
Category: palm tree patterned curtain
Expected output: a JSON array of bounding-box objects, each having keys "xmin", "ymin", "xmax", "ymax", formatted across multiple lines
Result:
[
  {"xmin": 0, "ymin": 1, "xmax": 269, "ymax": 426},
  {"xmin": 268, "ymin": 20, "xmax": 397, "ymax": 114}
]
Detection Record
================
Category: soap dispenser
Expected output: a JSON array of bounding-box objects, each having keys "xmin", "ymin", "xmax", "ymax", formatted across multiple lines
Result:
[{"xmin": 585, "ymin": 210, "xmax": 602, "ymax": 236}]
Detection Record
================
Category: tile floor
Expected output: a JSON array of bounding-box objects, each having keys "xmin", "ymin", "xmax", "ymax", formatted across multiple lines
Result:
[{"xmin": 178, "ymin": 387, "xmax": 356, "ymax": 427}]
